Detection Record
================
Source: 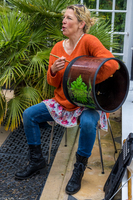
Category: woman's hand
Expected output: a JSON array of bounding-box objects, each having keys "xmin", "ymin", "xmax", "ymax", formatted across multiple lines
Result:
[{"xmin": 51, "ymin": 56, "xmax": 66, "ymax": 75}]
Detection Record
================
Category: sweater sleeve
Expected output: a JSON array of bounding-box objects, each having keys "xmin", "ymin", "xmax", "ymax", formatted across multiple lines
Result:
[
  {"xmin": 47, "ymin": 45, "xmax": 62, "ymax": 88},
  {"xmin": 87, "ymin": 35, "xmax": 119, "ymax": 84}
]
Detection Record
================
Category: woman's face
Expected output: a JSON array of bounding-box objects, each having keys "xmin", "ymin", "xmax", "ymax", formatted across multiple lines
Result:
[{"xmin": 62, "ymin": 9, "xmax": 81, "ymax": 37}]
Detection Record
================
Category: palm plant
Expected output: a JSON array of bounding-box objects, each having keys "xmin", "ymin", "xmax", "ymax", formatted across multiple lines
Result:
[{"xmin": 0, "ymin": 0, "xmax": 118, "ymax": 131}]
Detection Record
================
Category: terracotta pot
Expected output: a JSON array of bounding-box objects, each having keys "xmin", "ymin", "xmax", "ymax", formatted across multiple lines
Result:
[{"xmin": 63, "ymin": 56, "xmax": 129, "ymax": 112}]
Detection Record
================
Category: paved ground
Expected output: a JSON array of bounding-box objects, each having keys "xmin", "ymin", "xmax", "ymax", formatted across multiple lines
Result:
[
  {"xmin": 121, "ymin": 80, "xmax": 133, "ymax": 200},
  {"xmin": 40, "ymin": 109, "xmax": 122, "ymax": 200},
  {"xmin": 0, "ymin": 90, "xmax": 122, "ymax": 200}
]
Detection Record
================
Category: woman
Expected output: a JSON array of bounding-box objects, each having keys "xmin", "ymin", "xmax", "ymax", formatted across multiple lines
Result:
[{"xmin": 15, "ymin": 4, "xmax": 118, "ymax": 195}]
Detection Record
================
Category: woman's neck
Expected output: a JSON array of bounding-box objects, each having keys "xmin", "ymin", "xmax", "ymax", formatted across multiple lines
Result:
[
  {"xmin": 68, "ymin": 32, "xmax": 84, "ymax": 48},
  {"xmin": 65, "ymin": 32, "xmax": 84, "ymax": 55}
]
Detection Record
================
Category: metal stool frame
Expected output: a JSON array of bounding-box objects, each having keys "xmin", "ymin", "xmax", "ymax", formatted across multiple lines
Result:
[
  {"xmin": 97, "ymin": 118, "xmax": 117, "ymax": 174},
  {"xmin": 48, "ymin": 118, "xmax": 117, "ymax": 174}
]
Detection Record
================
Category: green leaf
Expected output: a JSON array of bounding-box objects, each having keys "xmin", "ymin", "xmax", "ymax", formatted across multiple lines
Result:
[{"xmin": 0, "ymin": 89, "xmax": 7, "ymax": 125}]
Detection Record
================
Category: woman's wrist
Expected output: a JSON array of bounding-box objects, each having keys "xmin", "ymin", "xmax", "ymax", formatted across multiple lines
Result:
[{"xmin": 50, "ymin": 68, "xmax": 56, "ymax": 76}]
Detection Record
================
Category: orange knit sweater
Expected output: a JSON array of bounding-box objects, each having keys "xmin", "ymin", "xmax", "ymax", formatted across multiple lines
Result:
[{"xmin": 47, "ymin": 34, "xmax": 119, "ymax": 112}]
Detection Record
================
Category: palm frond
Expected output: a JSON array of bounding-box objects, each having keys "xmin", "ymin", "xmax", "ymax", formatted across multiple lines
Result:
[
  {"xmin": 0, "ymin": 5, "xmax": 11, "ymax": 14},
  {"xmin": 43, "ymin": 83, "xmax": 55, "ymax": 99},
  {"xmin": 0, "ymin": 10, "xmax": 29, "ymax": 42},
  {"xmin": 25, "ymin": 49, "xmax": 51, "ymax": 78},
  {"xmin": 5, "ymin": 96, "xmax": 25, "ymax": 131},
  {"xmin": 5, "ymin": 86, "xmax": 42, "ymax": 131},
  {"xmin": 18, "ymin": 86, "xmax": 42, "ymax": 105},
  {"xmin": 46, "ymin": 21, "xmax": 65, "ymax": 42},
  {"xmin": 0, "ymin": 90, "xmax": 7, "ymax": 125},
  {"xmin": 8, "ymin": 0, "xmax": 62, "ymax": 17},
  {"xmin": 0, "ymin": 64, "xmax": 25, "ymax": 89},
  {"xmin": 49, "ymin": 0, "xmax": 77, "ymax": 12},
  {"xmin": 89, "ymin": 19, "xmax": 119, "ymax": 50},
  {"xmin": 33, "ymin": 71, "xmax": 48, "ymax": 96},
  {"xmin": 0, "ymin": 10, "xmax": 30, "ymax": 67},
  {"xmin": 28, "ymin": 27, "xmax": 48, "ymax": 51}
]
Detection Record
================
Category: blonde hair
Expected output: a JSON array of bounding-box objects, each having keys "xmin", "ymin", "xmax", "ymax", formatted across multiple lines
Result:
[{"xmin": 62, "ymin": 4, "xmax": 95, "ymax": 33}]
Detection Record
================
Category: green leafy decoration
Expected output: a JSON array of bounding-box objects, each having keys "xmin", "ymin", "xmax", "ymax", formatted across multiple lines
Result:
[
  {"xmin": 70, "ymin": 75, "xmax": 88, "ymax": 103},
  {"xmin": 68, "ymin": 75, "xmax": 95, "ymax": 109}
]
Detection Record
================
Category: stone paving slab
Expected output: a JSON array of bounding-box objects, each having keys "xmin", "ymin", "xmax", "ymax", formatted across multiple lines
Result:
[
  {"xmin": 40, "ymin": 126, "xmax": 79, "ymax": 200},
  {"xmin": 122, "ymin": 81, "xmax": 133, "ymax": 200},
  {"xmin": 0, "ymin": 126, "xmax": 11, "ymax": 147},
  {"xmin": 40, "ymin": 110, "xmax": 121, "ymax": 200}
]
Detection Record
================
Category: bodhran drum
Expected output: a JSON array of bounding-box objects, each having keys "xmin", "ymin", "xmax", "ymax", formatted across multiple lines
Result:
[{"xmin": 63, "ymin": 56, "xmax": 129, "ymax": 113}]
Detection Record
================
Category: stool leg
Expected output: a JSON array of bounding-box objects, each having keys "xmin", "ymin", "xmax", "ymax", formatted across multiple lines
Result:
[
  {"xmin": 65, "ymin": 128, "xmax": 67, "ymax": 147},
  {"xmin": 97, "ymin": 127, "xmax": 104, "ymax": 174},
  {"xmin": 48, "ymin": 122, "xmax": 55, "ymax": 164},
  {"xmin": 108, "ymin": 118, "xmax": 117, "ymax": 153}
]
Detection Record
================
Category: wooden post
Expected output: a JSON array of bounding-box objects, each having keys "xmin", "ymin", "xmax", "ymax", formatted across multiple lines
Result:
[{"xmin": 127, "ymin": 169, "xmax": 132, "ymax": 200}]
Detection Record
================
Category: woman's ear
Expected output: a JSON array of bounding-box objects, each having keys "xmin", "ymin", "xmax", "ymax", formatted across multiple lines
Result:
[{"xmin": 79, "ymin": 21, "xmax": 86, "ymax": 29}]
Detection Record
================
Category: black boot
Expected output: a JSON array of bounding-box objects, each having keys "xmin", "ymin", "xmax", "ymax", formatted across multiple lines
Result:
[
  {"xmin": 15, "ymin": 145, "xmax": 47, "ymax": 180},
  {"xmin": 65, "ymin": 152, "xmax": 88, "ymax": 195}
]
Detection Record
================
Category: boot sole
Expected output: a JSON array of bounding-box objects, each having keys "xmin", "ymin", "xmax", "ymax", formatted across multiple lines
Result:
[
  {"xmin": 15, "ymin": 166, "xmax": 47, "ymax": 180},
  {"xmin": 65, "ymin": 186, "xmax": 81, "ymax": 195}
]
